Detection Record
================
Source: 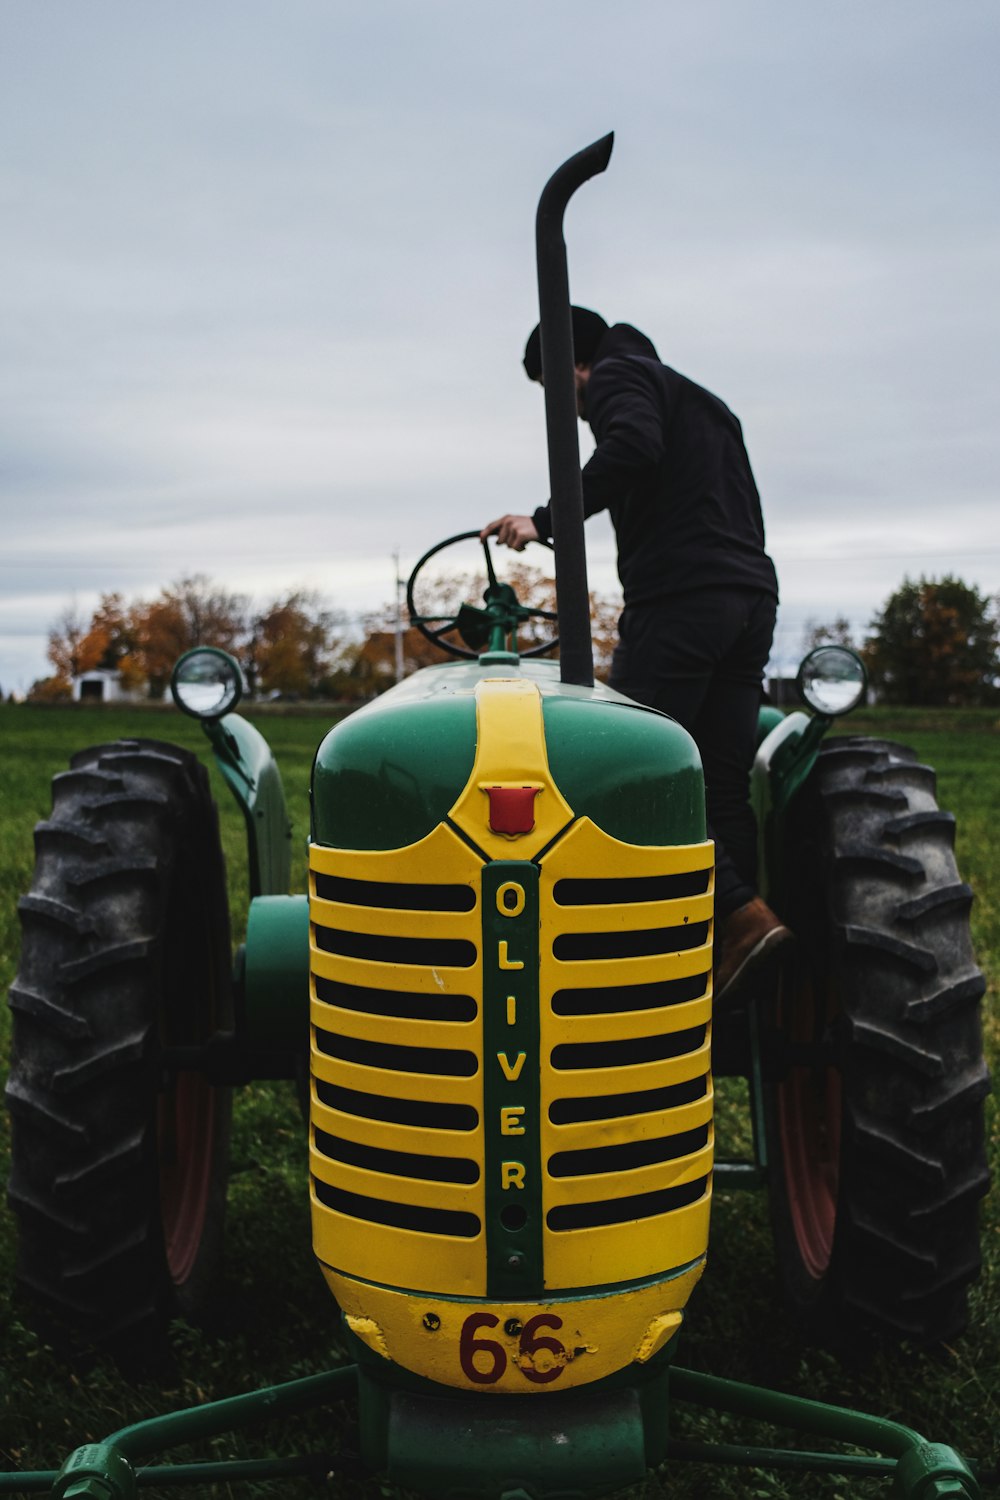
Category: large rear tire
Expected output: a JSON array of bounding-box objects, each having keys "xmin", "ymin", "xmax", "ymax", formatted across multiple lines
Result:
[
  {"xmin": 6, "ymin": 739, "xmax": 233, "ymax": 1348},
  {"xmin": 765, "ymin": 736, "xmax": 990, "ymax": 1343}
]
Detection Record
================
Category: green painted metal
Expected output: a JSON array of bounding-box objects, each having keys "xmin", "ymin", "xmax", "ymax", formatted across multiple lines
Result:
[
  {"xmin": 751, "ymin": 708, "xmax": 830, "ymax": 904},
  {"xmin": 242, "ymin": 895, "xmax": 310, "ymax": 1052},
  {"xmin": 1, "ymin": 1354, "xmax": 987, "ymax": 1496},
  {"xmin": 37, "ymin": 1368, "xmax": 357, "ymax": 1500},
  {"xmin": 669, "ymin": 1367, "xmax": 981, "ymax": 1497},
  {"xmin": 482, "ymin": 861, "xmax": 543, "ymax": 1298},
  {"xmin": 379, "ymin": 1379, "xmax": 650, "ymax": 1499},
  {"xmin": 541, "ymin": 695, "xmax": 704, "ymax": 846},
  {"xmin": 352, "ymin": 1345, "xmax": 674, "ymax": 1499},
  {"xmin": 200, "ymin": 712, "xmax": 293, "ymax": 896},
  {"xmin": 667, "ymin": 1439, "xmax": 895, "ymax": 1478},
  {"xmin": 311, "ymin": 690, "xmax": 477, "ymax": 850},
  {"xmin": 3, "ymin": 1454, "xmax": 339, "ymax": 1494},
  {"xmin": 755, "ymin": 702, "xmax": 785, "ymax": 749},
  {"xmin": 52, "ymin": 1443, "xmax": 135, "ymax": 1500},
  {"xmin": 311, "ymin": 657, "xmax": 704, "ymax": 852}
]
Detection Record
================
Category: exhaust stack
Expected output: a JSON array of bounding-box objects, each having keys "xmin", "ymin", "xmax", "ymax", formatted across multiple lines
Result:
[{"xmin": 534, "ymin": 132, "xmax": 614, "ymax": 688}]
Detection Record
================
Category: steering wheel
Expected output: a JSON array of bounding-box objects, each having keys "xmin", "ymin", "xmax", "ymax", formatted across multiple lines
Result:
[{"xmin": 406, "ymin": 530, "xmax": 560, "ymax": 660}]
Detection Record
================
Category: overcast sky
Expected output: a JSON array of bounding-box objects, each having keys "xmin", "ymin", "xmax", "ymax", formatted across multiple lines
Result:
[{"xmin": 2, "ymin": 1, "xmax": 997, "ymax": 693}]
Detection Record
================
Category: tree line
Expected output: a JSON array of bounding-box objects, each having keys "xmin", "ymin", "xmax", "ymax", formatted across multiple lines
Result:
[
  {"xmin": 805, "ymin": 575, "xmax": 999, "ymax": 707},
  {"xmin": 32, "ymin": 570, "xmax": 999, "ymax": 708},
  {"xmin": 33, "ymin": 567, "xmax": 623, "ymax": 703}
]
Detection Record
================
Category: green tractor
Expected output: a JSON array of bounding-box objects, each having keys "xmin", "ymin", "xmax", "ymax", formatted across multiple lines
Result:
[{"xmin": 3, "ymin": 136, "xmax": 991, "ymax": 1499}]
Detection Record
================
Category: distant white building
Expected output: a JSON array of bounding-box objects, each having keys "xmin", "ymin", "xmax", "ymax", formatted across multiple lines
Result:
[{"xmin": 72, "ymin": 669, "xmax": 141, "ymax": 704}]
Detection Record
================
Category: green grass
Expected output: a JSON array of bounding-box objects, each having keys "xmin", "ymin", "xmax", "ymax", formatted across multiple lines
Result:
[{"xmin": 0, "ymin": 702, "xmax": 997, "ymax": 1498}]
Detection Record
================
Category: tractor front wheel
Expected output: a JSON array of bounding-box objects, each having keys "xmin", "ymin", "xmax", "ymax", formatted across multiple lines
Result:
[
  {"xmin": 765, "ymin": 737, "xmax": 989, "ymax": 1344},
  {"xmin": 6, "ymin": 739, "xmax": 233, "ymax": 1350}
]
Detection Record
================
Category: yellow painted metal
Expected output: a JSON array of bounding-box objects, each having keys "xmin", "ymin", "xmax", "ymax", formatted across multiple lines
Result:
[
  {"xmin": 538, "ymin": 815, "xmax": 714, "ymax": 1291},
  {"xmin": 549, "ymin": 1138, "xmax": 713, "ymax": 1205},
  {"xmin": 547, "ymin": 1088, "xmax": 714, "ymax": 1153},
  {"xmin": 312, "ymin": 1091, "xmax": 474, "ymax": 1160},
  {"xmin": 312, "ymin": 894, "xmax": 472, "ymax": 940},
  {"xmin": 546, "ymin": 993, "xmax": 712, "ymax": 1046},
  {"xmin": 448, "ymin": 678, "xmax": 574, "ymax": 860},
  {"xmin": 312, "ymin": 1184, "xmax": 486, "ymax": 1297},
  {"xmin": 309, "ymin": 820, "xmax": 486, "ymax": 1297},
  {"xmin": 312, "ymin": 1152, "xmax": 479, "ymax": 1213},
  {"xmin": 311, "ymin": 997, "xmax": 475, "ymax": 1052},
  {"xmin": 544, "ymin": 818, "xmax": 714, "ymax": 878},
  {"xmin": 544, "ymin": 1196, "xmax": 713, "ymax": 1290},
  {"xmin": 543, "ymin": 1038, "xmax": 712, "ymax": 1099},
  {"xmin": 309, "ymin": 676, "xmax": 716, "ymax": 1357},
  {"xmin": 311, "ymin": 1050, "xmax": 481, "ymax": 1105},
  {"xmin": 324, "ymin": 1265, "xmax": 704, "ymax": 1394},
  {"xmin": 552, "ymin": 890, "xmax": 714, "ymax": 935},
  {"xmin": 310, "ymin": 820, "xmax": 482, "ymax": 881},
  {"xmin": 547, "ymin": 945, "xmax": 714, "ymax": 992},
  {"xmin": 311, "ymin": 947, "xmax": 476, "ymax": 995}
]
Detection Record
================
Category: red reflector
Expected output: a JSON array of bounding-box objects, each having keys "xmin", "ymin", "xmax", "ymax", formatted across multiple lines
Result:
[{"xmin": 487, "ymin": 786, "xmax": 539, "ymax": 835}]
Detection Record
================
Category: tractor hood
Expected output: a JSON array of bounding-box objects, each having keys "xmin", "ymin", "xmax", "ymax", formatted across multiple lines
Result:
[{"xmin": 311, "ymin": 658, "xmax": 704, "ymax": 852}]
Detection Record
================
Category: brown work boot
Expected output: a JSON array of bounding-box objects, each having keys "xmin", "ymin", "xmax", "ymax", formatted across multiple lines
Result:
[{"xmin": 714, "ymin": 897, "xmax": 793, "ymax": 1006}]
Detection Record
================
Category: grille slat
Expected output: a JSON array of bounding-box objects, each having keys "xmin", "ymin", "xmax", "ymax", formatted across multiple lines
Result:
[
  {"xmin": 548, "ymin": 1076, "xmax": 710, "ymax": 1127},
  {"xmin": 547, "ymin": 994, "xmax": 712, "ymax": 1048},
  {"xmin": 314, "ymin": 1077, "xmax": 478, "ymax": 1132},
  {"xmin": 313, "ymin": 1178, "xmax": 481, "ymax": 1238},
  {"xmin": 549, "ymin": 1124, "xmax": 710, "ymax": 1178},
  {"xmin": 314, "ymin": 873, "xmax": 475, "ymax": 912},
  {"xmin": 554, "ymin": 923, "xmax": 710, "ymax": 962},
  {"xmin": 313, "ymin": 974, "xmax": 476, "ymax": 1022},
  {"xmin": 553, "ymin": 871, "xmax": 710, "ymax": 905},
  {"xmin": 542, "ymin": 1039, "xmax": 711, "ymax": 1106},
  {"xmin": 547, "ymin": 1175, "xmax": 709, "ymax": 1231},
  {"xmin": 314, "ymin": 924, "xmax": 476, "ymax": 968},
  {"xmin": 551, "ymin": 891, "xmax": 714, "ymax": 935},
  {"xmin": 549, "ymin": 949, "xmax": 712, "ymax": 992},
  {"xmin": 312, "ymin": 1149, "xmax": 481, "ymax": 1214},
  {"xmin": 545, "ymin": 1141, "xmax": 712, "ymax": 1210},
  {"xmin": 314, "ymin": 1127, "xmax": 480, "ymax": 1184},
  {"xmin": 552, "ymin": 1025, "xmax": 707, "ymax": 1072},
  {"xmin": 552, "ymin": 973, "xmax": 708, "ymax": 1015},
  {"xmin": 315, "ymin": 1028, "xmax": 478, "ymax": 1078}
]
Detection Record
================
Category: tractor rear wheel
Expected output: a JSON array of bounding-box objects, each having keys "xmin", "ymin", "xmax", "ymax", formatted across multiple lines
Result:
[
  {"xmin": 764, "ymin": 736, "xmax": 989, "ymax": 1344},
  {"xmin": 6, "ymin": 739, "xmax": 232, "ymax": 1349}
]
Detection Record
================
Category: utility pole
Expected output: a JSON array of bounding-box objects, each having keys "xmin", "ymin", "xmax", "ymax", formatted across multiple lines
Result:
[{"xmin": 393, "ymin": 550, "xmax": 405, "ymax": 684}]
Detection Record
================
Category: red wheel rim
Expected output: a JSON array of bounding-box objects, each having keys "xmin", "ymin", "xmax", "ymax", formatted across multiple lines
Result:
[
  {"xmin": 158, "ymin": 1072, "xmax": 215, "ymax": 1286},
  {"xmin": 776, "ymin": 970, "xmax": 841, "ymax": 1279}
]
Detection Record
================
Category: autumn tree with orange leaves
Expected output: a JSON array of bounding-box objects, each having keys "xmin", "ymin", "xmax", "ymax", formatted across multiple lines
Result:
[
  {"xmin": 353, "ymin": 558, "xmax": 622, "ymax": 695},
  {"xmin": 135, "ymin": 577, "xmax": 248, "ymax": 698},
  {"xmin": 40, "ymin": 562, "xmax": 624, "ymax": 703},
  {"xmin": 246, "ymin": 591, "xmax": 349, "ymax": 698},
  {"xmin": 42, "ymin": 576, "xmax": 349, "ymax": 701}
]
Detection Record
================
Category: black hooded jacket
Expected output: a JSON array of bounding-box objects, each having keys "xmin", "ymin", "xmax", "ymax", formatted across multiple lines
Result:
[{"xmin": 532, "ymin": 324, "xmax": 778, "ymax": 606}]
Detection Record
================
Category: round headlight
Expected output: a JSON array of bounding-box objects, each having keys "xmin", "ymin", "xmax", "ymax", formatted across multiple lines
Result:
[
  {"xmin": 171, "ymin": 647, "xmax": 243, "ymax": 720},
  {"xmin": 796, "ymin": 645, "xmax": 866, "ymax": 717}
]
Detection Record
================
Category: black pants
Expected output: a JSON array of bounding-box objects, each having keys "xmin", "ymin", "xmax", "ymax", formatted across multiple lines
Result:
[{"xmin": 609, "ymin": 588, "xmax": 777, "ymax": 920}]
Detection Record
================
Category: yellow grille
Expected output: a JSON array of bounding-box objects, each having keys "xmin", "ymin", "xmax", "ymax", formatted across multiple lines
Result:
[
  {"xmin": 310, "ymin": 824, "xmax": 487, "ymax": 1297},
  {"xmin": 538, "ymin": 817, "xmax": 715, "ymax": 1289},
  {"xmin": 310, "ymin": 818, "xmax": 714, "ymax": 1301}
]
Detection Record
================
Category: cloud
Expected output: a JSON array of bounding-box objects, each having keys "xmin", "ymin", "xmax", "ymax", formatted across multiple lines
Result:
[{"xmin": 0, "ymin": 1, "xmax": 996, "ymax": 693}]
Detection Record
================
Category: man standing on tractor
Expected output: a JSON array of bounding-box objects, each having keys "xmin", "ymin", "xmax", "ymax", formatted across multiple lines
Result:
[{"xmin": 482, "ymin": 306, "xmax": 789, "ymax": 1001}]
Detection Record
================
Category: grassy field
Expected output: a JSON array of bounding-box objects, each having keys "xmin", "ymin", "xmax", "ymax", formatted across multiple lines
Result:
[{"xmin": 0, "ymin": 700, "xmax": 996, "ymax": 1498}]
